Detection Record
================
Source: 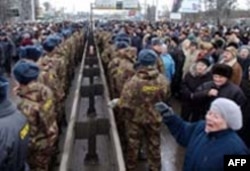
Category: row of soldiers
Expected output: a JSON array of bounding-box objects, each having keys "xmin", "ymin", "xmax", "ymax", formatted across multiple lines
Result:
[
  {"xmin": 0, "ymin": 23, "xmax": 85, "ymax": 171},
  {"xmin": 95, "ymin": 20, "xmax": 250, "ymax": 171},
  {"xmin": 96, "ymin": 30, "xmax": 169, "ymax": 171}
]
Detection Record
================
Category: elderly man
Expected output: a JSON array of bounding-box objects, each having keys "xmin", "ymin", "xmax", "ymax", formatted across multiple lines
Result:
[{"xmin": 155, "ymin": 98, "xmax": 249, "ymax": 171}]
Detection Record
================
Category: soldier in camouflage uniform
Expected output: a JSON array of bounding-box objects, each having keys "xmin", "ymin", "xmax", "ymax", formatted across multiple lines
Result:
[
  {"xmin": 108, "ymin": 41, "xmax": 137, "ymax": 152},
  {"xmin": 150, "ymin": 37, "xmax": 165, "ymax": 74},
  {"xmin": 41, "ymin": 37, "xmax": 69, "ymax": 127},
  {"xmin": 13, "ymin": 61, "xmax": 58, "ymax": 171},
  {"xmin": 108, "ymin": 41, "xmax": 130, "ymax": 98},
  {"xmin": 118, "ymin": 49, "xmax": 170, "ymax": 171}
]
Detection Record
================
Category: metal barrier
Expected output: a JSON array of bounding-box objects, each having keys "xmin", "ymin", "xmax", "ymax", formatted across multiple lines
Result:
[{"xmin": 59, "ymin": 30, "xmax": 126, "ymax": 171}]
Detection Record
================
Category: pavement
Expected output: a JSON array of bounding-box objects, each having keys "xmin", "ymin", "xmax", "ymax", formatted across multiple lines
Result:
[{"xmin": 8, "ymin": 70, "xmax": 185, "ymax": 171}]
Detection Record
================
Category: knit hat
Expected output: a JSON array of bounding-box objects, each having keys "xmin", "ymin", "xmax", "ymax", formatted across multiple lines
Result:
[
  {"xmin": 115, "ymin": 41, "xmax": 129, "ymax": 50},
  {"xmin": 210, "ymin": 98, "xmax": 242, "ymax": 130},
  {"xmin": 225, "ymin": 46, "xmax": 238, "ymax": 58},
  {"xmin": 20, "ymin": 45, "xmax": 43, "ymax": 62},
  {"xmin": 138, "ymin": 49, "xmax": 157, "ymax": 66},
  {"xmin": 13, "ymin": 60, "xmax": 40, "ymax": 85},
  {"xmin": 196, "ymin": 58, "xmax": 211, "ymax": 67},
  {"xmin": 212, "ymin": 64, "xmax": 232, "ymax": 79},
  {"xmin": 0, "ymin": 75, "xmax": 9, "ymax": 101}
]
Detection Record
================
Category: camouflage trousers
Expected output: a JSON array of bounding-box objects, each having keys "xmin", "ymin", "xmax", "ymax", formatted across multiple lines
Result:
[
  {"xmin": 114, "ymin": 108, "xmax": 127, "ymax": 154},
  {"xmin": 126, "ymin": 121, "xmax": 161, "ymax": 171},
  {"xmin": 28, "ymin": 147, "xmax": 55, "ymax": 171}
]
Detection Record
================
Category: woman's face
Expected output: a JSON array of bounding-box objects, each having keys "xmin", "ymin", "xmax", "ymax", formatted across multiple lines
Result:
[
  {"xmin": 205, "ymin": 110, "xmax": 228, "ymax": 133},
  {"xmin": 196, "ymin": 62, "xmax": 208, "ymax": 75},
  {"xmin": 239, "ymin": 49, "xmax": 249, "ymax": 59}
]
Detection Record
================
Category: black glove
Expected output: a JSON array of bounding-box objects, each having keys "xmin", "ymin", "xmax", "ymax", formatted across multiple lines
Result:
[{"xmin": 154, "ymin": 102, "xmax": 174, "ymax": 118}]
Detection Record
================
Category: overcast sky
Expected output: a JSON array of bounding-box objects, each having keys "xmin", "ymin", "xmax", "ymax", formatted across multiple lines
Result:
[{"xmin": 40, "ymin": 0, "xmax": 248, "ymax": 12}]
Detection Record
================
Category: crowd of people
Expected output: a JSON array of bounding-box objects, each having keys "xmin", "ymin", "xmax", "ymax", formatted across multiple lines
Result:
[
  {"xmin": 1, "ymin": 19, "xmax": 250, "ymax": 171},
  {"xmin": 96, "ymin": 21, "xmax": 250, "ymax": 171},
  {"xmin": 0, "ymin": 21, "xmax": 84, "ymax": 171}
]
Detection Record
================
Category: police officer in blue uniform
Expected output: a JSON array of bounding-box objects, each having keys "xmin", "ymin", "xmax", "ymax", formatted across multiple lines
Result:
[{"xmin": 0, "ymin": 75, "xmax": 30, "ymax": 171}]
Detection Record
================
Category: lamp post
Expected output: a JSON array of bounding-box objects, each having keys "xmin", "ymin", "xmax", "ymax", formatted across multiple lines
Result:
[
  {"xmin": 90, "ymin": 3, "xmax": 94, "ymax": 30},
  {"xmin": 31, "ymin": 0, "xmax": 35, "ymax": 21}
]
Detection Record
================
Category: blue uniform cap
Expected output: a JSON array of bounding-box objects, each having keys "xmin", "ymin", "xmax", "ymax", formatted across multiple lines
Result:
[
  {"xmin": 13, "ymin": 60, "xmax": 40, "ymax": 85},
  {"xmin": 20, "ymin": 45, "xmax": 43, "ymax": 62},
  {"xmin": 43, "ymin": 39, "xmax": 57, "ymax": 52},
  {"xmin": 138, "ymin": 49, "xmax": 158, "ymax": 66},
  {"xmin": 115, "ymin": 41, "xmax": 129, "ymax": 50},
  {"xmin": 0, "ymin": 75, "xmax": 9, "ymax": 101},
  {"xmin": 150, "ymin": 37, "xmax": 164, "ymax": 46}
]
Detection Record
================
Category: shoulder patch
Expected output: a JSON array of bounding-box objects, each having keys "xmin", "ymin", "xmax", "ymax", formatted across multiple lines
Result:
[
  {"xmin": 142, "ymin": 85, "xmax": 160, "ymax": 93},
  {"xmin": 20, "ymin": 123, "xmax": 29, "ymax": 140},
  {"xmin": 42, "ymin": 99, "xmax": 53, "ymax": 112}
]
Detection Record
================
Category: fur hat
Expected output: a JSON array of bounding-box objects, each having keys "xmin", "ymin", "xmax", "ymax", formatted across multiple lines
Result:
[{"xmin": 212, "ymin": 64, "xmax": 233, "ymax": 79}]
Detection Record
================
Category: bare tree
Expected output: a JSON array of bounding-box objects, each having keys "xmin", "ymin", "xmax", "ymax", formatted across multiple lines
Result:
[
  {"xmin": 216, "ymin": 0, "xmax": 236, "ymax": 25},
  {"xmin": 43, "ymin": 1, "xmax": 51, "ymax": 11},
  {"xmin": 246, "ymin": 0, "xmax": 250, "ymax": 10}
]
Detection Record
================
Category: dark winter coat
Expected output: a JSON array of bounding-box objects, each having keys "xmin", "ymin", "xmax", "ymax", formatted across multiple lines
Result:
[
  {"xmin": 0, "ymin": 99, "xmax": 29, "ymax": 171},
  {"xmin": 181, "ymin": 65, "xmax": 212, "ymax": 121},
  {"xmin": 163, "ymin": 115, "xmax": 249, "ymax": 171},
  {"xmin": 192, "ymin": 81, "xmax": 246, "ymax": 117}
]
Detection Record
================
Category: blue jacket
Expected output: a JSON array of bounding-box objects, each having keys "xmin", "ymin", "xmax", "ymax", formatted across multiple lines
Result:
[
  {"xmin": 163, "ymin": 115, "xmax": 249, "ymax": 171},
  {"xmin": 161, "ymin": 53, "xmax": 175, "ymax": 82},
  {"xmin": 0, "ymin": 99, "xmax": 29, "ymax": 171}
]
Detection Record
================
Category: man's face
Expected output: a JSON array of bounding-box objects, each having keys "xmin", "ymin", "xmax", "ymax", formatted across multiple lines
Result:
[
  {"xmin": 222, "ymin": 51, "xmax": 234, "ymax": 62},
  {"xmin": 152, "ymin": 44, "xmax": 162, "ymax": 54},
  {"xmin": 213, "ymin": 74, "xmax": 228, "ymax": 87}
]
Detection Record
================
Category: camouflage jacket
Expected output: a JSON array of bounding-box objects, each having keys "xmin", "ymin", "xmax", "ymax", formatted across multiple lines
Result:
[
  {"xmin": 16, "ymin": 81, "xmax": 58, "ymax": 150},
  {"xmin": 119, "ymin": 67, "xmax": 170, "ymax": 123}
]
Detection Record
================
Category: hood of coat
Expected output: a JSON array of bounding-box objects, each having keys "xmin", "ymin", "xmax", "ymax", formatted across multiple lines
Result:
[{"xmin": 0, "ymin": 99, "xmax": 17, "ymax": 118}]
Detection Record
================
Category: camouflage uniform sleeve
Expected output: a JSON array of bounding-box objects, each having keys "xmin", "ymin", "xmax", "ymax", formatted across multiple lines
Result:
[
  {"xmin": 157, "ymin": 57, "xmax": 165, "ymax": 74},
  {"xmin": 40, "ymin": 86, "xmax": 56, "ymax": 125},
  {"xmin": 159, "ymin": 74, "xmax": 171, "ymax": 100},
  {"xmin": 118, "ymin": 78, "xmax": 136, "ymax": 110}
]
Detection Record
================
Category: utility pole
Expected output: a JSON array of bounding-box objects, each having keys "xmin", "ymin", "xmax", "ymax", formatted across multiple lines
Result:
[{"xmin": 31, "ymin": 0, "xmax": 35, "ymax": 21}]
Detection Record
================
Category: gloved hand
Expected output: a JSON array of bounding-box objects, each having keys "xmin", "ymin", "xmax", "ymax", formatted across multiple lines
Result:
[
  {"xmin": 108, "ymin": 98, "xmax": 120, "ymax": 108},
  {"xmin": 154, "ymin": 102, "xmax": 174, "ymax": 118}
]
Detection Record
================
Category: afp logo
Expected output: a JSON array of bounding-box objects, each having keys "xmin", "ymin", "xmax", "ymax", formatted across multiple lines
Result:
[{"xmin": 224, "ymin": 155, "xmax": 250, "ymax": 170}]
